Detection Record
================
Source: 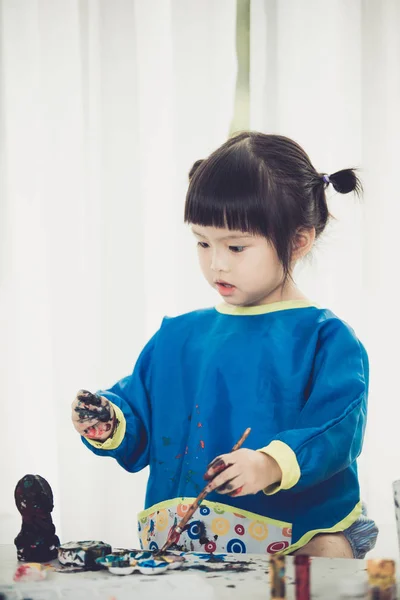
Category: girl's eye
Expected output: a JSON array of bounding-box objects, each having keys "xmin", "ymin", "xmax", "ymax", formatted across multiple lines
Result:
[
  {"xmin": 198, "ymin": 242, "xmax": 209, "ymax": 249},
  {"xmin": 229, "ymin": 246, "xmax": 245, "ymax": 253}
]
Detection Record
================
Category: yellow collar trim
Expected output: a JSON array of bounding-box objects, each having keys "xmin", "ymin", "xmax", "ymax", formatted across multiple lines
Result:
[{"xmin": 215, "ymin": 299, "xmax": 317, "ymax": 316}]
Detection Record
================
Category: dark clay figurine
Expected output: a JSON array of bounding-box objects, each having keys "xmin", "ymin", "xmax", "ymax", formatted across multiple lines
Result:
[{"xmin": 14, "ymin": 474, "xmax": 60, "ymax": 562}]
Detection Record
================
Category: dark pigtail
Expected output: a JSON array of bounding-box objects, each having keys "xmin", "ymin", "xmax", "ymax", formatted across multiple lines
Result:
[{"xmin": 327, "ymin": 169, "xmax": 362, "ymax": 196}]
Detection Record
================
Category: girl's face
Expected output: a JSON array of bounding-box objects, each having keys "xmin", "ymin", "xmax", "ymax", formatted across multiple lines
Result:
[{"xmin": 192, "ymin": 225, "xmax": 289, "ymax": 307}]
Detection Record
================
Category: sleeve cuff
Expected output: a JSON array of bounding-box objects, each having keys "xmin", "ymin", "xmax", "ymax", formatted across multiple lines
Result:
[
  {"xmin": 257, "ymin": 440, "xmax": 301, "ymax": 495},
  {"xmin": 84, "ymin": 402, "xmax": 126, "ymax": 450}
]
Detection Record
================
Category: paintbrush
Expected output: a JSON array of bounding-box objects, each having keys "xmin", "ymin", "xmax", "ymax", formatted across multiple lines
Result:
[{"xmin": 157, "ymin": 427, "xmax": 251, "ymax": 554}]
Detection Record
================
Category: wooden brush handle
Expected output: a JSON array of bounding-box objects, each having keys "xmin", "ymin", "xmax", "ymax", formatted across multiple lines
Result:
[{"xmin": 231, "ymin": 427, "xmax": 251, "ymax": 452}]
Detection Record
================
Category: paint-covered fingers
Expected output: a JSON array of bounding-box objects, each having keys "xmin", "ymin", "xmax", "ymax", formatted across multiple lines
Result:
[
  {"xmin": 83, "ymin": 420, "xmax": 115, "ymax": 441},
  {"xmin": 72, "ymin": 414, "xmax": 100, "ymax": 435},
  {"xmin": 215, "ymin": 477, "xmax": 238, "ymax": 493},
  {"xmin": 72, "ymin": 390, "xmax": 112, "ymax": 422},
  {"xmin": 215, "ymin": 476, "xmax": 246, "ymax": 497},
  {"xmin": 74, "ymin": 390, "xmax": 112, "ymax": 422},
  {"xmin": 71, "ymin": 390, "xmax": 115, "ymax": 440},
  {"xmin": 73, "ymin": 416, "xmax": 115, "ymax": 441},
  {"xmin": 71, "ymin": 398, "xmax": 98, "ymax": 435},
  {"xmin": 203, "ymin": 456, "xmax": 230, "ymax": 481},
  {"xmin": 205, "ymin": 462, "xmax": 241, "ymax": 494},
  {"xmin": 76, "ymin": 389, "xmax": 102, "ymax": 406}
]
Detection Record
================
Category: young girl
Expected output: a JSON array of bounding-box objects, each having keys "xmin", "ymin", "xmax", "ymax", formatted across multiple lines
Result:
[{"xmin": 72, "ymin": 132, "xmax": 378, "ymax": 558}]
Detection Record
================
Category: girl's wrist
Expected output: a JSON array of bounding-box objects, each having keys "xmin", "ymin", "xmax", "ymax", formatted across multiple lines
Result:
[{"xmin": 257, "ymin": 450, "xmax": 282, "ymax": 488}]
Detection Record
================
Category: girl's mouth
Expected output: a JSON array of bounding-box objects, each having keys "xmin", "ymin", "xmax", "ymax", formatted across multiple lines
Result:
[{"xmin": 215, "ymin": 281, "xmax": 236, "ymax": 296}]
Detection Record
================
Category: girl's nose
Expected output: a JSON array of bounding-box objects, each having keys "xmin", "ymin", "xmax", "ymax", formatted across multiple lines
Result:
[{"xmin": 210, "ymin": 250, "xmax": 229, "ymax": 273}]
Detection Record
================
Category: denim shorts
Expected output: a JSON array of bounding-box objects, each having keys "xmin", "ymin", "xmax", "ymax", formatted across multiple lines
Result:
[{"xmin": 342, "ymin": 504, "xmax": 379, "ymax": 558}]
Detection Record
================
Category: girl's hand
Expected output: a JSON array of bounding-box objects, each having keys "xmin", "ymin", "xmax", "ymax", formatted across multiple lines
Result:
[
  {"xmin": 71, "ymin": 390, "xmax": 115, "ymax": 442},
  {"xmin": 204, "ymin": 448, "xmax": 282, "ymax": 497}
]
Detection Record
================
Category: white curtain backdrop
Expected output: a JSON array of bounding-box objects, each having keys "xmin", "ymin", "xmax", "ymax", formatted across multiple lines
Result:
[{"xmin": 0, "ymin": 0, "xmax": 399, "ymax": 559}]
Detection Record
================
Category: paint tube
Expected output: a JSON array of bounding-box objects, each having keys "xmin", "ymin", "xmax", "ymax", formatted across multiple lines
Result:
[
  {"xmin": 295, "ymin": 555, "xmax": 310, "ymax": 600},
  {"xmin": 367, "ymin": 559, "xmax": 397, "ymax": 600},
  {"xmin": 270, "ymin": 555, "xmax": 286, "ymax": 600}
]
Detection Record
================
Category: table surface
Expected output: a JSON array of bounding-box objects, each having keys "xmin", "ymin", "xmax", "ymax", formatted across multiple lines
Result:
[{"xmin": 0, "ymin": 544, "xmax": 382, "ymax": 600}]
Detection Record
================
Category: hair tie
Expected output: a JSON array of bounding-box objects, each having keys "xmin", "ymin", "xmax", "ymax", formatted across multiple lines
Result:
[{"xmin": 322, "ymin": 174, "xmax": 330, "ymax": 184}]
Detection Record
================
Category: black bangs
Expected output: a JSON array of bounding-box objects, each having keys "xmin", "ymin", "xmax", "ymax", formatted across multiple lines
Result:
[{"xmin": 184, "ymin": 140, "xmax": 271, "ymax": 239}]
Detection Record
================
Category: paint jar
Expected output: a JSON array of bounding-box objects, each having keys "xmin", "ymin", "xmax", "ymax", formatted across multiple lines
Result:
[
  {"xmin": 367, "ymin": 560, "xmax": 397, "ymax": 600},
  {"xmin": 338, "ymin": 576, "xmax": 368, "ymax": 599},
  {"xmin": 295, "ymin": 555, "xmax": 310, "ymax": 600},
  {"xmin": 270, "ymin": 555, "xmax": 286, "ymax": 600}
]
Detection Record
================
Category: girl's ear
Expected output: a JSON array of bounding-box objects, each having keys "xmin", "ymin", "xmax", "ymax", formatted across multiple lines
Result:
[{"xmin": 292, "ymin": 228, "xmax": 315, "ymax": 261}]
